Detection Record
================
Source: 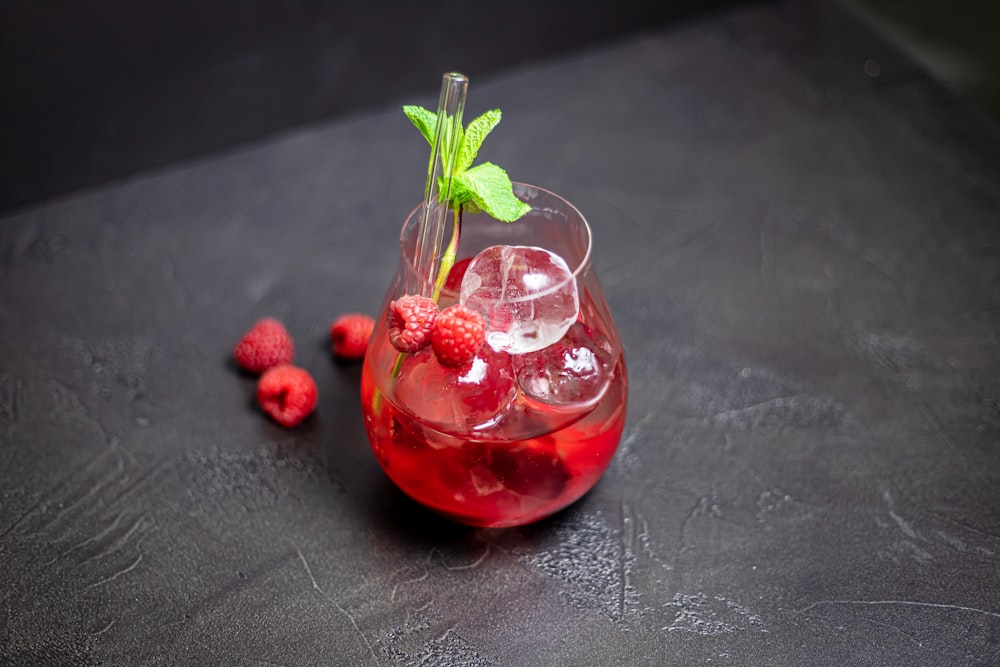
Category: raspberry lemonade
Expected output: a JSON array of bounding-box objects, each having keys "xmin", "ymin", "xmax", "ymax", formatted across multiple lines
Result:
[{"xmin": 360, "ymin": 93, "xmax": 627, "ymax": 528}]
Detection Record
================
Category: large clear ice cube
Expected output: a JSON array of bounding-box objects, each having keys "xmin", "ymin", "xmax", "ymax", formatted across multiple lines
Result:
[
  {"xmin": 460, "ymin": 245, "xmax": 579, "ymax": 354},
  {"xmin": 393, "ymin": 347, "xmax": 516, "ymax": 433}
]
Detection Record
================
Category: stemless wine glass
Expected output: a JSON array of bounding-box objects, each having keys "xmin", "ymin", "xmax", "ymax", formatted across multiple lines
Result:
[{"xmin": 361, "ymin": 183, "xmax": 627, "ymax": 528}]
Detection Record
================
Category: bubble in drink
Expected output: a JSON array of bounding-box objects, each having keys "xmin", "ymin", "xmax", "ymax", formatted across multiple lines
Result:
[{"xmin": 460, "ymin": 245, "xmax": 579, "ymax": 354}]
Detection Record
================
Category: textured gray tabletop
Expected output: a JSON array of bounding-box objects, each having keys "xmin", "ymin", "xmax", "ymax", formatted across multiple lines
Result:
[{"xmin": 2, "ymin": 2, "xmax": 999, "ymax": 665}]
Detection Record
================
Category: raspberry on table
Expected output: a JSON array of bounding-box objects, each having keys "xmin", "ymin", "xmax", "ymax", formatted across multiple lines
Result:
[
  {"xmin": 388, "ymin": 295, "xmax": 439, "ymax": 353},
  {"xmin": 431, "ymin": 304, "xmax": 486, "ymax": 367},
  {"xmin": 234, "ymin": 318, "xmax": 295, "ymax": 373},
  {"xmin": 330, "ymin": 313, "xmax": 375, "ymax": 361},
  {"xmin": 256, "ymin": 364, "xmax": 318, "ymax": 427}
]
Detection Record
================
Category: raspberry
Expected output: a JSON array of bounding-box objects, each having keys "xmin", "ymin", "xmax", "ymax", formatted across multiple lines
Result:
[
  {"xmin": 484, "ymin": 441, "xmax": 570, "ymax": 500},
  {"xmin": 431, "ymin": 305, "xmax": 485, "ymax": 367},
  {"xmin": 330, "ymin": 313, "xmax": 375, "ymax": 361},
  {"xmin": 443, "ymin": 257, "xmax": 473, "ymax": 294},
  {"xmin": 234, "ymin": 318, "xmax": 294, "ymax": 373},
  {"xmin": 388, "ymin": 295, "xmax": 439, "ymax": 353},
  {"xmin": 256, "ymin": 364, "xmax": 317, "ymax": 427}
]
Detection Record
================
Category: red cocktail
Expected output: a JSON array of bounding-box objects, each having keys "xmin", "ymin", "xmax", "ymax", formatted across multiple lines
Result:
[{"xmin": 361, "ymin": 184, "xmax": 627, "ymax": 527}]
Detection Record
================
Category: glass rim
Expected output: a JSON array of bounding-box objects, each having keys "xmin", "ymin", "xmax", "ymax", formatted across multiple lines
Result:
[{"xmin": 398, "ymin": 182, "xmax": 593, "ymax": 303}]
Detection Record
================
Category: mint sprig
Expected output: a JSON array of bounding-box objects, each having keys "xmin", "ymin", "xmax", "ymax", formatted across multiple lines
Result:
[
  {"xmin": 457, "ymin": 109, "xmax": 500, "ymax": 171},
  {"xmin": 403, "ymin": 105, "xmax": 531, "ymax": 223}
]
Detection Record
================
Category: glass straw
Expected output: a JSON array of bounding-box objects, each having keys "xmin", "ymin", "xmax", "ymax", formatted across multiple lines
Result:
[{"xmin": 412, "ymin": 72, "xmax": 468, "ymax": 297}]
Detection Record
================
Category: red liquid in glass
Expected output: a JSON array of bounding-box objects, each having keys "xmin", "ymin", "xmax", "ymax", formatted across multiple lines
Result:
[{"xmin": 361, "ymin": 317, "xmax": 627, "ymax": 528}]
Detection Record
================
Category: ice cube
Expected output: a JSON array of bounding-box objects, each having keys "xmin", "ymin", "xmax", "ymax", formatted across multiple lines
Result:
[
  {"xmin": 393, "ymin": 347, "xmax": 517, "ymax": 433},
  {"xmin": 460, "ymin": 245, "xmax": 579, "ymax": 354},
  {"xmin": 514, "ymin": 322, "xmax": 614, "ymax": 410}
]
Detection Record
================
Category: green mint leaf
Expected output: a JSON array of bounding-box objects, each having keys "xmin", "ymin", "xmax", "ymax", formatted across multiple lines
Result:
[
  {"xmin": 403, "ymin": 105, "xmax": 437, "ymax": 146},
  {"xmin": 450, "ymin": 163, "xmax": 532, "ymax": 222},
  {"xmin": 457, "ymin": 109, "xmax": 501, "ymax": 172},
  {"xmin": 404, "ymin": 104, "xmax": 465, "ymax": 182},
  {"xmin": 405, "ymin": 104, "xmax": 529, "ymax": 223}
]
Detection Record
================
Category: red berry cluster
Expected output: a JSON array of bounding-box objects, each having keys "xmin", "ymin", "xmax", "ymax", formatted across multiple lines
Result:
[
  {"xmin": 229, "ymin": 296, "xmax": 479, "ymax": 428},
  {"xmin": 232, "ymin": 313, "xmax": 374, "ymax": 428},
  {"xmin": 388, "ymin": 295, "xmax": 485, "ymax": 368}
]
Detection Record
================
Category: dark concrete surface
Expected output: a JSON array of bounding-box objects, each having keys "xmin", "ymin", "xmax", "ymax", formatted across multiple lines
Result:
[{"xmin": 1, "ymin": 1, "xmax": 999, "ymax": 664}]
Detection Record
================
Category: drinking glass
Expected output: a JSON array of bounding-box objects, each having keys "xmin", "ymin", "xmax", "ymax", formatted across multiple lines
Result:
[{"xmin": 361, "ymin": 183, "xmax": 627, "ymax": 527}]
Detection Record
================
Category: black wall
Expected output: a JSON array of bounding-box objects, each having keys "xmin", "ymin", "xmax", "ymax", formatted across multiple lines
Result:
[{"xmin": 0, "ymin": 1, "xmax": 753, "ymax": 213}]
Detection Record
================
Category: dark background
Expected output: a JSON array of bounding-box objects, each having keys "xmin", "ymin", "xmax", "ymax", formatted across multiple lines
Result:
[
  {"xmin": 846, "ymin": 0, "xmax": 1000, "ymax": 121},
  {"xmin": 3, "ymin": 0, "xmax": 998, "ymax": 215},
  {"xmin": 0, "ymin": 0, "xmax": 750, "ymax": 214}
]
